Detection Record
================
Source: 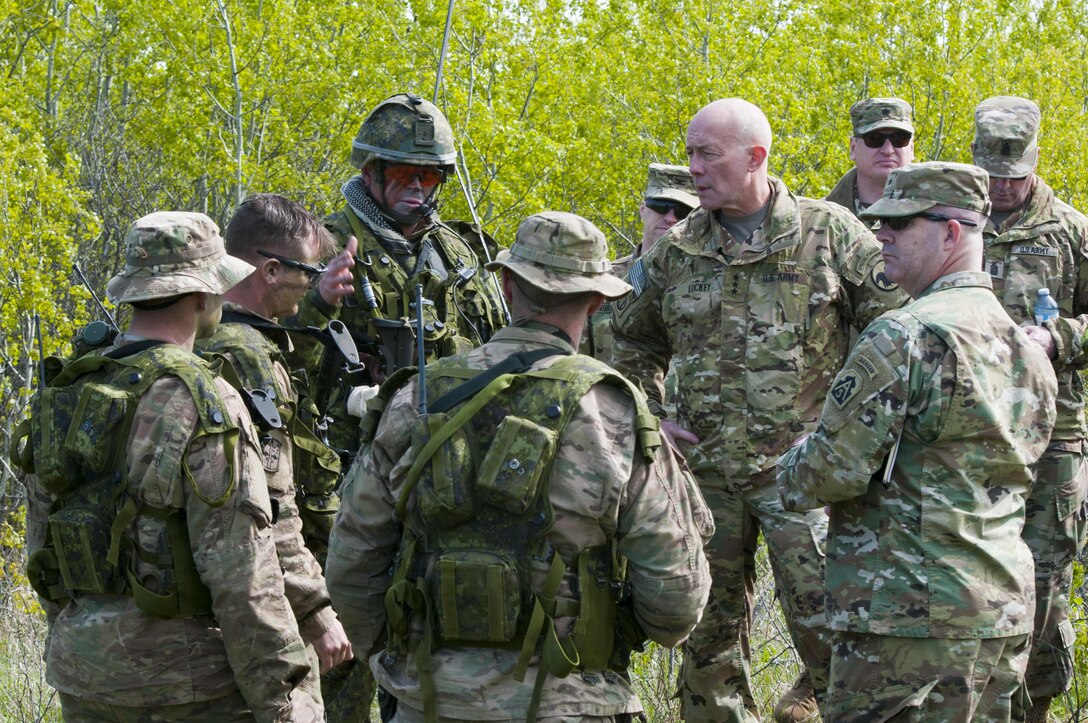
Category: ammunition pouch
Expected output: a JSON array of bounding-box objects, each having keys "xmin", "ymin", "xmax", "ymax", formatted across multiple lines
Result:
[{"xmin": 384, "ymin": 353, "xmax": 657, "ymax": 723}]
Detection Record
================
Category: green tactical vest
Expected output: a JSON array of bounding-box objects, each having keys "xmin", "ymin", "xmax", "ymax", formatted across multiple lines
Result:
[
  {"xmin": 198, "ymin": 319, "xmax": 342, "ymax": 558},
  {"xmin": 337, "ymin": 207, "xmax": 501, "ymax": 366},
  {"xmin": 12, "ymin": 343, "xmax": 236, "ymax": 619},
  {"xmin": 370, "ymin": 351, "xmax": 660, "ymax": 723}
]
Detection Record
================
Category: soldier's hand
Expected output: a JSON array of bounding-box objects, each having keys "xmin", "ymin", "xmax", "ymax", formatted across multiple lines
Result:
[
  {"xmin": 311, "ymin": 618, "xmax": 354, "ymax": 673},
  {"xmin": 318, "ymin": 235, "xmax": 358, "ymax": 307},
  {"xmin": 661, "ymin": 418, "xmax": 699, "ymax": 448},
  {"xmin": 1023, "ymin": 324, "xmax": 1057, "ymax": 360}
]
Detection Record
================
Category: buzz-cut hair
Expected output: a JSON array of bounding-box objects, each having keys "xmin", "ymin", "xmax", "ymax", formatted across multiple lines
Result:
[{"xmin": 225, "ymin": 193, "xmax": 337, "ymax": 260}]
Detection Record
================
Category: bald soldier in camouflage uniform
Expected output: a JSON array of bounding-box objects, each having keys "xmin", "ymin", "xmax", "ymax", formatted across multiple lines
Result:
[
  {"xmin": 611, "ymin": 98, "xmax": 907, "ymax": 722},
  {"xmin": 581, "ymin": 163, "xmax": 698, "ymax": 363},
  {"xmin": 19, "ymin": 213, "xmax": 321, "ymax": 721},
  {"xmin": 198, "ymin": 195, "xmax": 355, "ymax": 708},
  {"xmin": 825, "ymin": 98, "xmax": 915, "ymax": 220},
  {"xmin": 972, "ymin": 96, "xmax": 1088, "ymax": 722},
  {"xmin": 779, "ymin": 162, "xmax": 1058, "ymax": 722},
  {"xmin": 326, "ymin": 211, "xmax": 713, "ymax": 722}
]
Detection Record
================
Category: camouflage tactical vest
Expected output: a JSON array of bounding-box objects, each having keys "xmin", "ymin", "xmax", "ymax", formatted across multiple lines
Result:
[
  {"xmin": 334, "ymin": 207, "xmax": 502, "ymax": 371},
  {"xmin": 198, "ymin": 319, "xmax": 342, "ymax": 559},
  {"xmin": 370, "ymin": 352, "xmax": 660, "ymax": 723},
  {"xmin": 13, "ymin": 344, "xmax": 235, "ymax": 618}
]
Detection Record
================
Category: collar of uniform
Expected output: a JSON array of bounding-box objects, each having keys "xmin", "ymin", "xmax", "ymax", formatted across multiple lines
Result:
[
  {"xmin": 917, "ymin": 270, "xmax": 994, "ymax": 298},
  {"xmin": 490, "ymin": 323, "xmax": 577, "ymax": 353},
  {"xmin": 708, "ymin": 177, "xmax": 801, "ymax": 264},
  {"xmin": 985, "ymin": 176, "xmax": 1060, "ymax": 243},
  {"xmin": 220, "ymin": 301, "xmax": 294, "ymax": 353}
]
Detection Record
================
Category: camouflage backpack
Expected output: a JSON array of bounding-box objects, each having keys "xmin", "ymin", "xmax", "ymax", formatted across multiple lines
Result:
[
  {"xmin": 367, "ymin": 351, "xmax": 661, "ymax": 723},
  {"xmin": 12, "ymin": 343, "xmax": 234, "ymax": 617}
]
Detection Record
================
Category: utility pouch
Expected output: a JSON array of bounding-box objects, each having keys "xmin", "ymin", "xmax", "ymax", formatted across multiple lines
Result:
[
  {"xmin": 571, "ymin": 548, "xmax": 616, "ymax": 672},
  {"xmin": 476, "ymin": 416, "xmax": 556, "ymax": 514},
  {"xmin": 413, "ymin": 413, "xmax": 476, "ymax": 529},
  {"xmin": 34, "ymin": 383, "xmax": 128, "ymax": 495},
  {"xmin": 49, "ymin": 504, "xmax": 121, "ymax": 594},
  {"xmin": 432, "ymin": 549, "xmax": 521, "ymax": 643}
]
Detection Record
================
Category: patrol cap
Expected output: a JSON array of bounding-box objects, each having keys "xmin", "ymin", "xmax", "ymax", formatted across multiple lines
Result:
[
  {"xmin": 644, "ymin": 163, "xmax": 699, "ymax": 209},
  {"xmin": 107, "ymin": 211, "xmax": 254, "ymax": 305},
  {"xmin": 486, "ymin": 211, "xmax": 632, "ymax": 299},
  {"xmin": 850, "ymin": 97, "xmax": 915, "ymax": 136},
  {"xmin": 860, "ymin": 162, "xmax": 991, "ymax": 219},
  {"xmin": 972, "ymin": 96, "xmax": 1040, "ymax": 179}
]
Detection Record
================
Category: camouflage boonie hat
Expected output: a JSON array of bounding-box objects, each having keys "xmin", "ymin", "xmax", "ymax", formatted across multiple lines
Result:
[
  {"xmin": 486, "ymin": 211, "xmax": 632, "ymax": 299},
  {"xmin": 972, "ymin": 96, "xmax": 1040, "ymax": 179},
  {"xmin": 850, "ymin": 97, "xmax": 915, "ymax": 136},
  {"xmin": 861, "ymin": 162, "xmax": 991, "ymax": 219},
  {"xmin": 644, "ymin": 163, "xmax": 699, "ymax": 209},
  {"xmin": 107, "ymin": 212, "xmax": 254, "ymax": 305}
]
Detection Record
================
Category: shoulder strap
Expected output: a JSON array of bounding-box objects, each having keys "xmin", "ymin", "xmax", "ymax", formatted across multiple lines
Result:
[{"xmin": 429, "ymin": 348, "xmax": 567, "ymax": 414}]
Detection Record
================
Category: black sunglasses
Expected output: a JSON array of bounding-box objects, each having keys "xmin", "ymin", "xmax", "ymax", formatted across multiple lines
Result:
[
  {"xmin": 645, "ymin": 199, "xmax": 693, "ymax": 220},
  {"xmin": 878, "ymin": 212, "xmax": 980, "ymax": 231},
  {"xmin": 258, "ymin": 250, "xmax": 327, "ymax": 280},
  {"xmin": 860, "ymin": 131, "xmax": 912, "ymax": 149}
]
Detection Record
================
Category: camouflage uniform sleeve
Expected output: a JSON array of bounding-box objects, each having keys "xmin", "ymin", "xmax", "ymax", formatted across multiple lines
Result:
[
  {"xmin": 611, "ymin": 244, "xmax": 672, "ymax": 416},
  {"xmin": 776, "ymin": 319, "xmax": 934, "ymax": 511},
  {"xmin": 832, "ymin": 214, "xmax": 909, "ymax": 330},
  {"xmin": 1053, "ymin": 220, "xmax": 1088, "ymax": 370},
  {"xmin": 154, "ymin": 377, "xmax": 319, "ymax": 722},
  {"xmin": 325, "ymin": 380, "xmax": 419, "ymax": 655},
  {"xmin": 267, "ymin": 362, "xmax": 336, "ymax": 640},
  {"xmin": 619, "ymin": 434, "xmax": 713, "ymax": 647}
]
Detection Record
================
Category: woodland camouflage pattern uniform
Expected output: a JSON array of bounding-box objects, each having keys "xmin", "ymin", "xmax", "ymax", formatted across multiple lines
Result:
[
  {"xmin": 33, "ymin": 213, "xmax": 321, "ymax": 721},
  {"xmin": 778, "ymin": 162, "xmax": 1058, "ymax": 721},
  {"xmin": 611, "ymin": 176, "xmax": 907, "ymax": 721},
  {"xmin": 825, "ymin": 98, "xmax": 914, "ymax": 219},
  {"xmin": 325, "ymin": 211, "xmax": 713, "ymax": 722},
  {"xmin": 973, "ymin": 96, "xmax": 1088, "ymax": 710},
  {"xmin": 200, "ymin": 305, "xmax": 345, "ymax": 710}
]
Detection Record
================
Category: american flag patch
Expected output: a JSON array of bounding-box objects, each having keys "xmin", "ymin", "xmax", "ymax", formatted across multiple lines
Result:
[{"xmin": 628, "ymin": 258, "xmax": 647, "ymax": 297}]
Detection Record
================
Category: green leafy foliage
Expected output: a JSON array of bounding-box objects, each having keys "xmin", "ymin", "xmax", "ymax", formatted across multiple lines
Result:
[{"xmin": 4, "ymin": 0, "xmax": 1088, "ymax": 719}]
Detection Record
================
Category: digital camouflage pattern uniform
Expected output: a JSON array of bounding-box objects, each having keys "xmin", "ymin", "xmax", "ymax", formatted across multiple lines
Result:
[
  {"xmin": 973, "ymin": 96, "xmax": 1088, "ymax": 709},
  {"xmin": 287, "ymin": 94, "xmax": 506, "ymax": 465},
  {"xmin": 200, "ymin": 305, "xmax": 347, "ymax": 709},
  {"xmin": 825, "ymin": 97, "xmax": 915, "ymax": 220},
  {"xmin": 326, "ymin": 211, "xmax": 713, "ymax": 722},
  {"xmin": 779, "ymin": 162, "xmax": 1058, "ymax": 722},
  {"xmin": 24, "ymin": 212, "xmax": 321, "ymax": 722},
  {"xmin": 611, "ymin": 176, "xmax": 907, "ymax": 722}
]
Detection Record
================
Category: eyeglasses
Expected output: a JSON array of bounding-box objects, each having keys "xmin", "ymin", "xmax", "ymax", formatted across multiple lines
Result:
[
  {"xmin": 382, "ymin": 163, "xmax": 447, "ymax": 188},
  {"xmin": 878, "ymin": 212, "xmax": 980, "ymax": 231},
  {"xmin": 645, "ymin": 199, "xmax": 694, "ymax": 220},
  {"xmin": 258, "ymin": 250, "xmax": 326, "ymax": 284},
  {"xmin": 860, "ymin": 131, "xmax": 912, "ymax": 149}
]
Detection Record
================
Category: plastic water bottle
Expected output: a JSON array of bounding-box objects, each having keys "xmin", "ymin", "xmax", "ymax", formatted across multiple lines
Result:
[{"xmin": 1034, "ymin": 287, "xmax": 1060, "ymax": 325}]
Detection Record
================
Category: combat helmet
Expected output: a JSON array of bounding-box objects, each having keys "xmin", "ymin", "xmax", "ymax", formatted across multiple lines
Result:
[{"xmin": 350, "ymin": 93, "xmax": 457, "ymax": 169}]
